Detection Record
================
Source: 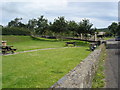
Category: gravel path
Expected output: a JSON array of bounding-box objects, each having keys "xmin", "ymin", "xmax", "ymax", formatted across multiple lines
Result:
[
  {"xmin": 1, "ymin": 47, "xmax": 80, "ymax": 56},
  {"xmin": 105, "ymin": 39, "xmax": 119, "ymax": 88}
]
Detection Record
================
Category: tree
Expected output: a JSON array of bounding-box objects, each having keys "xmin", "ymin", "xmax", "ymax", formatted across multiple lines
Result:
[
  {"xmin": 67, "ymin": 21, "xmax": 78, "ymax": 37},
  {"xmin": 8, "ymin": 18, "xmax": 24, "ymax": 27},
  {"xmin": 77, "ymin": 19, "xmax": 93, "ymax": 37},
  {"xmin": 51, "ymin": 16, "xmax": 68, "ymax": 34},
  {"xmin": 27, "ymin": 19, "xmax": 38, "ymax": 35},
  {"xmin": 36, "ymin": 15, "xmax": 48, "ymax": 35},
  {"xmin": 108, "ymin": 22, "xmax": 118, "ymax": 36},
  {"xmin": 116, "ymin": 22, "xmax": 120, "ymax": 36}
]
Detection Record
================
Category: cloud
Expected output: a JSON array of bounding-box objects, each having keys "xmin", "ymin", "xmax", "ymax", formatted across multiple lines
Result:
[{"xmin": 1, "ymin": 1, "xmax": 118, "ymax": 28}]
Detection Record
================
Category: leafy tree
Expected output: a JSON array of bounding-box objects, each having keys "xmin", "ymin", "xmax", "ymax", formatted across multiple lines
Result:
[
  {"xmin": 51, "ymin": 16, "xmax": 68, "ymax": 34},
  {"xmin": 116, "ymin": 22, "xmax": 120, "ymax": 36},
  {"xmin": 67, "ymin": 21, "xmax": 78, "ymax": 37},
  {"xmin": 4, "ymin": 18, "xmax": 30, "ymax": 35},
  {"xmin": 77, "ymin": 19, "xmax": 93, "ymax": 37},
  {"xmin": 36, "ymin": 16, "xmax": 48, "ymax": 35},
  {"xmin": 108, "ymin": 22, "xmax": 118, "ymax": 36},
  {"xmin": 90, "ymin": 27, "xmax": 98, "ymax": 35},
  {"xmin": 27, "ymin": 19, "xmax": 38, "ymax": 35},
  {"xmin": 8, "ymin": 18, "xmax": 24, "ymax": 27}
]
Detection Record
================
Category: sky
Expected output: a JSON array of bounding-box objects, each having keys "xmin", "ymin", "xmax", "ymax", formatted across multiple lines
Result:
[{"xmin": 0, "ymin": 0, "xmax": 119, "ymax": 28}]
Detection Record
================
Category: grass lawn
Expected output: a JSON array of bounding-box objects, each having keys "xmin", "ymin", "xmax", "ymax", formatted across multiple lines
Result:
[
  {"xmin": 103, "ymin": 37, "xmax": 114, "ymax": 40},
  {"xmin": 2, "ymin": 35, "xmax": 91, "ymax": 88},
  {"xmin": 2, "ymin": 47, "xmax": 90, "ymax": 88},
  {"xmin": 2, "ymin": 35, "xmax": 89, "ymax": 51}
]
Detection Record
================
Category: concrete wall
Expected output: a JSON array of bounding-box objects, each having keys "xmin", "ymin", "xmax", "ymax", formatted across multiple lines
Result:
[{"xmin": 51, "ymin": 46, "xmax": 102, "ymax": 88}]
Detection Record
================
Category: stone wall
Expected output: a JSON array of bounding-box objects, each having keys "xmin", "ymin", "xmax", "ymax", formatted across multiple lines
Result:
[{"xmin": 51, "ymin": 45, "xmax": 103, "ymax": 88}]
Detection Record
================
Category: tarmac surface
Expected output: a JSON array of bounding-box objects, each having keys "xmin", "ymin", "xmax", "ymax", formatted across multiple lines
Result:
[{"xmin": 105, "ymin": 39, "xmax": 120, "ymax": 88}]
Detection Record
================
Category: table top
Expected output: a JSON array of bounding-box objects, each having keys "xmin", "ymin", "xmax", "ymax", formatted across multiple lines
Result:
[{"xmin": 0, "ymin": 45, "xmax": 13, "ymax": 48}]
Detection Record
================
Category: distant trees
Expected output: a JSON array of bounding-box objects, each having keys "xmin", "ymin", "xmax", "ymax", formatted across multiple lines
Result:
[
  {"xmin": 107, "ymin": 22, "xmax": 120, "ymax": 37},
  {"xmin": 67, "ymin": 20, "xmax": 79, "ymax": 37},
  {"xmin": 27, "ymin": 19, "xmax": 38, "ymax": 35},
  {"xmin": 27, "ymin": 16, "xmax": 48, "ymax": 35},
  {"xmin": 117, "ymin": 22, "xmax": 120, "ymax": 36},
  {"xmin": 2, "ymin": 16, "xmax": 96, "ymax": 38},
  {"xmin": 3, "ymin": 18, "xmax": 30, "ymax": 35},
  {"xmin": 8, "ymin": 18, "xmax": 26, "ymax": 28},
  {"xmin": 2, "ymin": 27, "xmax": 30, "ymax": 35},
  {"xmin": 77, "ymin": 19, "xmax": 93, "ymax": 36},
  {"xmin": 108, "ymin": 22, "xmax": 118, "ymax": 36},
  {"xmin": 36, "ymin": 16, "xmax": 48, "ymax": 35},
  {"xmin": 49, "ymin": 16, "xmax": 68, "ymax": 37}
]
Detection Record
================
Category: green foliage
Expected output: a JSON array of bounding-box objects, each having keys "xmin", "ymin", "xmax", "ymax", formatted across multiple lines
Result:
[
  {"xmin": 117, "ymin": 22, "xmax": 120, "ymax": 36},
  {"xmin": 8, "ymin": 18, "xmax": 26, "ymax": 28},
  {"xmin": 50, "ymin": 16, "xmax": 68, "ymax": 34},
  {"xmin": 36, "ymin": 16, "xmax": 48, "ymax": 35},
  {"xmin": 108, "ymin": 22, "xmax": 118, "ymax": 36},
  {"xmin": 67, "ymin": 21, "xmax": 79, "ymax": 36},
  {"xmin": 92, "ymin": 44, "xmax": 106, "ymax": 88},
  {"xmin": 2, "ymin": 16, "xmax": 95, "ymax": 37},
  {"xmin": 103, "ymin": 37, "xmax": 114, "ymax": 40},
  {"xmin": 76, "ymin": 19, "xmax": 93, "ymax": 36},
  {"xmin": 2, "ymin": 27, "xmax": 30, "ymax": 35}
]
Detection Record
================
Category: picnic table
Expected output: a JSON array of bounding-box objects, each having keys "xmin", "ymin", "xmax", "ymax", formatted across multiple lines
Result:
[
  {"xmin": 65, "ymin": 42, "xmax": 76, "ymax": 46},
  {"xmin": 0, "ymin": 45, "xmax": 17, "ymax": 54}
]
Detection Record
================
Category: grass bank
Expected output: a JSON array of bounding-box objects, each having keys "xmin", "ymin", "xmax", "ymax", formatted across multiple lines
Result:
[{"xmin": 92, "ymin": 44, "xmax": 106, "ymax": 88}]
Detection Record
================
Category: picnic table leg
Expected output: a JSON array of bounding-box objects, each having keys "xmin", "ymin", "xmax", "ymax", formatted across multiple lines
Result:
[
  {"xmin": 2, "ymin": 51, "xmax": 6, "ymax": 54},
  {"xmin": 66, "ymin": 44, "xmax": 68, "ymax": 46},
  {"xmin": 74, "ymin": 43, "xmax": 75, "ymax": 46}
]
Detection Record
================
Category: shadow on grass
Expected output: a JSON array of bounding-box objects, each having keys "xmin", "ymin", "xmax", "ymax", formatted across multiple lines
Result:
[
  {"xmin": 75, "ymin": 41, "xmax": 89, "ymax": 47},
  {"xmin": 86, "ymin": 49, "xmax": 91, "ymax": 51},
  {"xmin": 31, "ymin": 36, "xmax": 90, "ymax": 47},
  {"xmin": 30, "ymin": 36, "xmax": 59, "ymax": 42}
]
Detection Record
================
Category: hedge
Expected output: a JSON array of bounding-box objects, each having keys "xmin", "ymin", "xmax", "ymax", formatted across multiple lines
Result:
[{"xmin": 2, "ymin": 27, "xmax": 30, "ymax": 35}]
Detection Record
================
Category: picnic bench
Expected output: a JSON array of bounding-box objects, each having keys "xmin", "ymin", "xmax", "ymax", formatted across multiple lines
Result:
[
  {"xmin": 65, "ymin": 42, "xmax": 76, "ymax": 46},
  {"xmin": 0, "ymin": 45, "xmax": 17, "ymax": 54}
]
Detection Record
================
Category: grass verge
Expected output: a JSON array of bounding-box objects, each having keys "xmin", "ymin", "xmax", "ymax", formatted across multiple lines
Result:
[{"xmin": 92, "ymin": 44, "xmax": 106, "ymax": 88}]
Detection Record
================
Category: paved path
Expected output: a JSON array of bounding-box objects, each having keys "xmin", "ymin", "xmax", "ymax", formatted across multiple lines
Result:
[{"xmin": 105, "ymin": 39, "xmax": 119, "ymax": 88}]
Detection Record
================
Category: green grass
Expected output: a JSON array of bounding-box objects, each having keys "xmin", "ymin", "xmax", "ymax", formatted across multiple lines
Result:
[
  {"xmin": 2, "ymin": 47, "xmax": 90, "ymax": 88},
  {"xmin": 2, "ymin": 35, "xmax": 89, "ymax": 51},
  {"xmin": 92, "ymin": 44, "xmax": 106, "ymax": 88},
  {"xmin": 103, "ymin": 37, "xmax": 114, "ymax": 40},
  {"xmin": 2, "ymin": 35, "xmax": 90, "ymax": 88}
]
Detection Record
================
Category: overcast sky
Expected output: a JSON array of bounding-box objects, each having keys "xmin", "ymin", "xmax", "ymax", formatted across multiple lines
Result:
[{"xmin": 0, "ymin": 0, "xmax": 119, "ymax": 28}]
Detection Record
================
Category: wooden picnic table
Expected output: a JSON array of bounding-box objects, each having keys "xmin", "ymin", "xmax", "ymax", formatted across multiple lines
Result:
[
  {"xmin": 0, "ymin": 45, "xmax": 17, "ymax": 54},
  {"xmin": 65, "ymin": 42, "xmax": 76, "ymax": 46}
]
